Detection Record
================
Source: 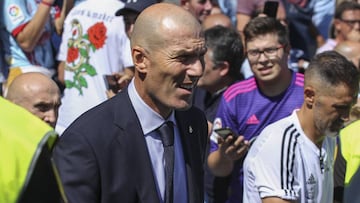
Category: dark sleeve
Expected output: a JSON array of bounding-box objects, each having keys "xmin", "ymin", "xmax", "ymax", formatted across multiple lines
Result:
[
  {"xmin": 53, "ymin": 130, "xmax": 100, "ymax": 203},
  {"xmin": 18, "ymin": 134, "xmax": 64, "ymax": 203},
  {"xmin": 334, "ymin": 140, "xmax": 346, "ymax": 203}
]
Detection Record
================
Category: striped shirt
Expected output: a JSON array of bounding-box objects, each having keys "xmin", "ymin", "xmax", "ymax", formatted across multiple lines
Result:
[{"xmin": 243, "ymin": 110, "xmax": 335, "ymax": 203}]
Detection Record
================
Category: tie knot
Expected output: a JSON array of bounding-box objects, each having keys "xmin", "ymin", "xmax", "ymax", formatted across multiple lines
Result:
[{"xmin": 158, "ymin": 121, "xmax": 174, "ymax": 147}]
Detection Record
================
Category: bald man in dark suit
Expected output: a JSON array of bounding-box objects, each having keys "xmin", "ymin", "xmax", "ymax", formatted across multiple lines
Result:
[{"xmin": 53, "ymin": 3, "xmax": 208, "ymax": 203}]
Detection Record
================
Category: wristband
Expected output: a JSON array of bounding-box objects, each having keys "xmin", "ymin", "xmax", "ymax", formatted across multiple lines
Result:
[{"xmin": 41, "ymin": 1, "xmax": 52, "ymax": 7}]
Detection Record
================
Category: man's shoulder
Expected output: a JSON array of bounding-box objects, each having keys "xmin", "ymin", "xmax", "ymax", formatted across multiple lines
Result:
[
  {"xmin": 60, "ymin": 92, "xmax": 134, "ymax": 149},
  {"xmin": 263, "ymin": 112, "xmax": 297, "ymax": 131},
  {"xmin": 255, "ymin": 113, "xmax": 298, "ymax": 144},
  {"xmin": 247, "ymin": 113, "xmax": 300, "ymax": 162},
  {"xmin": 67, "ymin": 91, "xmax": 130, "ymax": 129}
]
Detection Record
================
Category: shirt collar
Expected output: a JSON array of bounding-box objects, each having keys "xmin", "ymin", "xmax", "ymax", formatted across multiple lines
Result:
[{"xmin": 128, "ymin": 79, "xmax": 176, "ymax": 135}]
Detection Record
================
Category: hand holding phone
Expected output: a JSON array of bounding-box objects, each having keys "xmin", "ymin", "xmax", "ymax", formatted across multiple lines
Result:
[
  {"xmin": 263, "ymin": 1, "xmax": 279, "ymax": 18},
  {"xmin": 215, "ymin": 127, "xmax": 238, "ymax": 139},
  {"xmin": 215, "ymin": 127, "xmax": 256, "ymax": 147},
  {"xmin": 103, "ymin": 74, "xmax": 121, "ymax": 93},
  {"xmin": 215, "ymin": 127, "xmax": 250, "ymax": 161}
]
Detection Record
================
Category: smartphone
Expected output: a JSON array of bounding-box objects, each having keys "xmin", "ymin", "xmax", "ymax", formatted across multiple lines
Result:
[
  {"xmin": 103, "ymin": 75, "xmax": 121, "ymax": 93},
  {"xmin": 263, "ymin": 1, "xmax": 279, "ymax": 18},
  {"xmin": 214, "ymin": 127, "xmax": 238, "ymax": 139}
]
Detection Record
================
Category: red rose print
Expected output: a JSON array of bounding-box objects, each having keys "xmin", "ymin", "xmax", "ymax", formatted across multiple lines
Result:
[
  {"xmin": 67, "ymin": 47, "xmax": 79, "ymax": 63},
  {"xmin": 87, "ymin": 22, "xmax": 107, "ymax": 49}
]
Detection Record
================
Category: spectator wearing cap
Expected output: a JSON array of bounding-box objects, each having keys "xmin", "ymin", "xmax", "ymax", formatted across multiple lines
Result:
[{"xmin": 115, "ymin": 0, "xmax": 159, "ymax": 38}]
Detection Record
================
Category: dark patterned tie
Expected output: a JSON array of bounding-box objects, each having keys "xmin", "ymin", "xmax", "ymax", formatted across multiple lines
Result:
[{"xmin": 158, "ymin": 121, "xmax": 174, "ymax": 203}]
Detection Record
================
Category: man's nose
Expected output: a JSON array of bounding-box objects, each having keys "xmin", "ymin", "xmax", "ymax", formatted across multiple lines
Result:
[
  {"xmin": 204, "ymin": 0, "xmax": 213, "ymax": 11},
  {"xmin": 44, "ymin": 110, "xmax": 57, "ymax": 128},
  {"xmin": 189, "ymin": 57, "xmax": 205, "ymax": 78}
]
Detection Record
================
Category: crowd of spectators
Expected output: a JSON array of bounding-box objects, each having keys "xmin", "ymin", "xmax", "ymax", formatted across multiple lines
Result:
[{"xmin": 1, "ymin": 0, "xmax": 360, "ymax": 202}]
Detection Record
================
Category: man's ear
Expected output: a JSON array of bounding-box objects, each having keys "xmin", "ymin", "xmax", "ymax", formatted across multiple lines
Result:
[
  {"xmin": 218, "ymin": 61, "xmax": 229, "ymax": 77},
  {"xmin": 333, "ymin": 19, "xmax": 342, "ymax": 33},
  {"xmin": 132, "ymin": 46, "xmax": 147, "ymax": 74},
  {"xmin": 304, "ymin": 86, "xmax": 315, "ymax": 108}
]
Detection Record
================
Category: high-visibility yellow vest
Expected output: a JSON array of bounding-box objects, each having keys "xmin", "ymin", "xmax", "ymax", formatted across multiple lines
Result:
[
  {"xmin": 0, "ymin": 97, "xmax": 64, "ymax": 203},
  {"xmin": 340, "ymin": 119, "xmax": 360, "ymax": 185}
]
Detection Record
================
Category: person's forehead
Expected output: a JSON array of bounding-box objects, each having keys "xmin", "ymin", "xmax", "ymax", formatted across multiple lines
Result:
[
  {"xmin": 171, "ymin": 37, "xmax": 206, "ymax": 52},
  {"xmin": 162, "ymin": 22, "xmax": 203, "ymax": 42},
  {"xmin": 246, "ymin": 34, "xmax": 280, "ymax": 48},
  {"xmin": 189, "ymin": 0, "xmax": 209, "ymax": 4},
  {"xmin": 342, "ymin": 9, "xmax": 360, "ymax": 19},
  {"xmin": 161, "ymin": 36, "xmax": 205, "ymax": 59},
  {"xmin": 33, "ymin": 96, "xmax": 59, "ymax": 105}
]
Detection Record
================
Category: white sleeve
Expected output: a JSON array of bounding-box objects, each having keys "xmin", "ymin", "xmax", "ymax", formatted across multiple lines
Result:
[
  {"xmin": 243, "ymin": 126, "xmax": 300, "ymax": 201},
  {"xmin": 56, "ymin": 17, "xmax": 71, "ymax": 61}
]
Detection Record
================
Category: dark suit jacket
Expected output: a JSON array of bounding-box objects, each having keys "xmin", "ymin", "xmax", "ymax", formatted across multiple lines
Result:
[{"xmin": 53, "ymin": 89, "xmax": 208, "ymax": 203}]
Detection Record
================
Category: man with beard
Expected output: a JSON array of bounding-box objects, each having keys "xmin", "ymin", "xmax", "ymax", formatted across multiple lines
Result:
[{"xmin": 243, "ymin": 51, "xmax": 360, "ymax": 203}]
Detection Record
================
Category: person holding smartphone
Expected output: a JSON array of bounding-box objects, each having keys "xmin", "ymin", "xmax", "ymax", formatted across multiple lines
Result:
[
  {"xmin": 207, "ymin": 17, "xmax": 304, "ymax": 203},
  {"xmin": 192, "ymin": 25, "xmax": 245, "ymax": 203}
]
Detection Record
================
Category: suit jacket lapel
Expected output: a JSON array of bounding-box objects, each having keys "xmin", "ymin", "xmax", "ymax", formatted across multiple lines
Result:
[
  {"xmin": 113, "ymin": 90, "xmax": 160, "ymax": 202},
  {"xmin": 175, "ymin": 111, "xmax": 202, "ymax": 203},
  {"xmin": 110, "ymin": 90, "xmax": 204, "ymax": 203}
]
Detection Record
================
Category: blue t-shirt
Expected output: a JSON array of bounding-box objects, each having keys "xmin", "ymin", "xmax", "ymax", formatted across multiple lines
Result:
[
  {"xmin": 210, "ymin": 71, "xmax": 304, "ymax": 203},
  {"xmin": 0, "ymin": 0, "xmax": 56, "ymax": 71},
  {"xmin": 0, "ymin": 42, "xmax": 9, "ymax": 83}
]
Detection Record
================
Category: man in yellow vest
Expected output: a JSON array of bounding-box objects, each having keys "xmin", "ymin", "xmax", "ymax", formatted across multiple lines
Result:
[
  {"xmin": 0, "ymin": 96, "xmax": 67, "ymax": 203},
  {"xmin": 334, "ymin": 119, "xmax": 360, "ymax": 203}
]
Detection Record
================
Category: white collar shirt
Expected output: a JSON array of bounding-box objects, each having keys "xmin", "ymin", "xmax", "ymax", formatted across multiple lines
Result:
[{"xmin": 128, "ymin": 79, "xmax": 188, "ymax": 203}]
